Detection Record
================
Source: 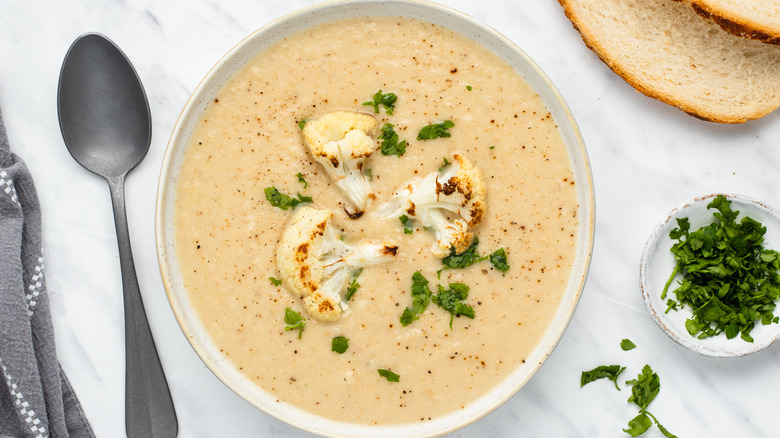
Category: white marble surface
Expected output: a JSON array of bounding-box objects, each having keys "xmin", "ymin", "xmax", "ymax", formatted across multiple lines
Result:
[{"xmin": 2, "ymin": 0, "xmax": 780, "ymax": 436}]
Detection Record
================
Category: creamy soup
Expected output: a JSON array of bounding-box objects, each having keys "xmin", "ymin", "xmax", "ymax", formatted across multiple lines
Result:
[{"xmin": 174, "ymin": 16, "xmax": 578, "ymax": 425}]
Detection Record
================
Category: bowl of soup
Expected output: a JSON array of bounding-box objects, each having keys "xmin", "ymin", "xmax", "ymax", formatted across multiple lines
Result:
[{"xmin": 156, "ymin": 0, "xmax": 594, "ymax": 436}]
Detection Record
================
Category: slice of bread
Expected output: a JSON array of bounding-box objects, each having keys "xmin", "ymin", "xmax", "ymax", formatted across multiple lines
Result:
[
  {"xmin": 559, "ymin": 0, "xmax": 780, "ymax": 123},
  {"xmin": 677, "ymin": 0, "xmax": 780, "ymax": 45}
]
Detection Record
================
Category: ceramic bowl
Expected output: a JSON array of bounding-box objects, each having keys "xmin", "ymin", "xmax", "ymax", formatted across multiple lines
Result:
[
  {"xmin": 640, "ymin": 193, "xmax": 780, "ymax": 358},
  {"xmin": 156, "ymin": 0, "xmax": 594, "ymax": 436}
]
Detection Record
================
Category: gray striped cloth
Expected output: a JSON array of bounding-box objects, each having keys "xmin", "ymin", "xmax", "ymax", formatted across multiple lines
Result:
[{"xmin": 0, "ymin": 107, "xmax": 94, "ymax": 438}]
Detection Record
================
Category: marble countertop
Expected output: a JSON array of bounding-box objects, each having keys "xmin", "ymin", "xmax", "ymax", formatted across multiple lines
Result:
[{"xmin": 2, "ymin": 0, "xmax": 779, "ymax": 436}]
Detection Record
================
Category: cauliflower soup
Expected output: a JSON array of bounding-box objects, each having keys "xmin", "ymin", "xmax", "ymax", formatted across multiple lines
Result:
[{"xmin": 173, "ymin": 15, "xmax": 580, "ymax": 426}]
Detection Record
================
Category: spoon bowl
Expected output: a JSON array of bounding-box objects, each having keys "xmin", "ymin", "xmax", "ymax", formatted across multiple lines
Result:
[
  {"xmin": 58, "ymin": 33, "xmax": 177, "ymax": 437},
  {"xmin": 58, "ymin": 33, "xmax": 150, "ymax": 178}
]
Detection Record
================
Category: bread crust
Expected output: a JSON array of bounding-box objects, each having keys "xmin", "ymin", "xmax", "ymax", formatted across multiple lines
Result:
[
  {"xmin": 558, "ymin": 0, "xmax": 780, "ymax": 123},
  {"xmin": 678, "ymin": 0, "xmax": 780, "ymax": 45}
]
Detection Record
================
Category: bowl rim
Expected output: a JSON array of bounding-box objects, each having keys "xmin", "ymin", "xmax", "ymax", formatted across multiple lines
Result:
[
  {"xmin": 155, "ymin": 0, "xmax": 595, "ymax": 436},
  {"xmin": 639, "ymin": 192, "xmax": 780, "ymax": 358}
]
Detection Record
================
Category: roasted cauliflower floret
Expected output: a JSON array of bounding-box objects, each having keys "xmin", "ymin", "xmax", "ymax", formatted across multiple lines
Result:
[
  {"xmin": 276, "ymin": 206, "xmax": 398, "ymax": 321},
  {"xmin": 303, "ymin": 111, "xmax": 379, "ymax": 216},
  {"xmin": 376, "ymin": 152, "xmax": 486, "ymax": 257}
]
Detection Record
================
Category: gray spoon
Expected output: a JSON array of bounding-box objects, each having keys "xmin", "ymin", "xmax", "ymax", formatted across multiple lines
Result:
[{"xmin": 57, "ymin": 33, "xmax": 178, "ymax": 437}]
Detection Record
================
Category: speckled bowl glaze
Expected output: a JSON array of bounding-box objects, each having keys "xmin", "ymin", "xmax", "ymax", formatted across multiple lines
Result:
[
  {"xmin": 156, "ymin": 0, "xmax": 594, "ymax": 436},
  {"xmin": 640, "ymin": 193, "xmax": 780, "ymax": 358}
]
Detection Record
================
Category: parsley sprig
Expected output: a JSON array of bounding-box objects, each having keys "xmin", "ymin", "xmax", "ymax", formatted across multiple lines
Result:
[
  {"xmin": 437, "ymin": 238, "xmax": 510, "ymax": 277},
  {"xmin": 363, "ymin": 90, "xmax": 397, "ymax": 115},
  {"xmin": 417, "ymin": 120, "xmax": 454, "ymax": 140},
  {"xmin": 264, "ymin": 187, "xmax": 312, "ymax": 210},
  {"xmin": 379, "ymin": 123, "xmax": 407, "ymax": 156},
  {"xmin": 663, "ymin": 195, "xmax": 780, "ymax": 342},
  {"xmin": 283, "ymin": 307, "xmax": 306, "ymax": 339}
]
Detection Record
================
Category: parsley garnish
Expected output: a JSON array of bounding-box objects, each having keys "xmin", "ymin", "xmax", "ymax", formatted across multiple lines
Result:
[
  {"xmin": 439, "ymin": 157, "xmax": 451, "ymax": 171},
  {"xmin": 399, "ymin": 215, "xmax": 413, "ymax": 234},
  {"xmin": 297, "ymin": 119, "xmax": 306, "ymax": 130},
  {"xmin": 489, "ymin": 248, "xmax": 510, "ymax": 272},
  {"xmin": 377, "ymin": 368, "xmax": 400, "ymax": 382},
  {"xmin": 400, "ymin": 271, "xmax": 432, "ymax": 326},
  {"xmin": 466, "ymin": 85, "xmax": 472, "ymax": 91},
  {"xmin": 331, "ymin": 336, "xmax": 349, "ymax": 354},
  {"xmin": 417, "ymin": 120, "xmax": 454, "ymax": 140},
  {"xmin": 433, "ymin": 283, "xmax": 475, "ymax": 328},
  {"xmin": 363, "ymin": 167, "xmax": 373, "ymax": 180},
  {"xmin": 663, "ymin": 195, "xmax": 780, "ymax": 342},
  {"xmin": 581, "ymin": 364, "xmax": 626, "ymax": 390},
  {"xmin": 264, "ymin": 187, "xmax": 312, "ymax": 210},
  {"xmin": 269, "ymin": 277, "xmax": 282, "ymax": 286},
  {"xmin": 379, "ymin": 123, "xmax": 407, "ymax": 156},
  {"xmin": 363, "ymin": 90, "xmax": 397, "ymax": 115},
  {"xmin": 283, "ymin": 307, "xmax": 306, "ymax": 339},
  {"xmin": 344, "ymin": 269, "xmax": 362, "ymax": 302},
  {"xmin": 295, "ymin": 172, "xmax": 308, "ymax": 188},
  {"xmin": 437, "ymin": 238, "xmax": 487, "ymax": 277},
  {"xmin": 621, "ymin": 339, "xmax": 636, "ymax": 351}
]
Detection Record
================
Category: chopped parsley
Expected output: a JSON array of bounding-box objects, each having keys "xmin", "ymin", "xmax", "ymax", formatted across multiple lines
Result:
[
  {"xmin": 466, "ymin": 85, "xmax": 472, "ymax": 91},
  {"xmin": 331, "ymin": 336, "xmax": 349, "ymax": 354},
  {"xmin": 264, "ymin": 187, "xmax": 312, "ymax": 210},
  {"xmin": 400, "ymin": 271, "xmax": 433, "ymax": 326},
  {"xmin": 437, "ymin": 238, "xmax": 487, "ymax": 277},
  {"xmin": 581, "ymin": 364, "xmax": 626, "ymax": 390},
  {"xmin": 489, "ymin": 145, "xmax": 495, "ymax": 150},
  {"xmin": 417, "ymin": 120, "xmax": 454, "ymax": 140},
  {"xmin": 283, "ymin": 307, "xmax": 306, "ymax": 339},
  {"xmin": 377, "ymin": 368, "xmax": 400, "ymax": 382},
  {"xmin": 433, "ymin": 283, "xmax": 475, "ymax": 329},
  {"xmin": 363, "ymin": 89, "xmax": 397, "ymax": 115},
  {"xmin": 621, "ymin": 339, "xmax": 636, "ymax": 351},
  {"xmin": 295, "ymin": 172, "xmax": 308, "ymax": 188},
  {"xmin": 399, "ymin": 215, "xmax": 413, "ymax": 234},
  {"xmin": 344, "ymin": 269, "xmax": 362, "ymax": 302},
  {"xmin": 297, "ymin": 119, "xmax": 306, "ymax": 130},
  {"xmin": 489, "ymin": 248, "xmax": 510, "ymax": 272},
  {"xmin": 379, "ymin": 123, "xmax": 407, "ymax": 156},
  {"xmin": 268, "ymin": 277, "xmax": 282, "ymax": 287},
  {"xmin": 363, "ymin": 167, "xmax": 373, "ymax": 180},
  {"xmin": 663, "ymin": 195, "xmax": 780, "ymax": 342},
  {"xmin": 439, "ymin": 157, "xmax": 451, "ymax": 171}
]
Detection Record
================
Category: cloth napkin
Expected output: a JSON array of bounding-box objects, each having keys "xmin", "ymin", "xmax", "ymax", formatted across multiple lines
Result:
[{"xmin": 0, "ymin": 107, "xmax": 94, "ymax": 438}]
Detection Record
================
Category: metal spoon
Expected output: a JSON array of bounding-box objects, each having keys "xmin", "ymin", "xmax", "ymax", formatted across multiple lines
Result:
[{"xmin": 57, "ymin": 33, "xmax": 178, "ymax": 437}]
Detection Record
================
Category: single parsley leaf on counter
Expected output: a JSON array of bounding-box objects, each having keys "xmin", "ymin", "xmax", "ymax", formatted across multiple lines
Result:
[
  {"xmin": 400, "ymin": 271, "xmax": 432, "ymax": 326},
  {"xmin": 295, "ymin": 172, "xmax": 308, "ymax": 188},
  {"xmin": 626, "ymin": 365, "xmax": 659, "ymax": 410},
  {"xmin": 264, "ymin": 187, "xmax": 312, "ymax": 210},
  {"xmin": 621, "ymin": 339, "xmax": 636, "ymax": 351},
  {"xmin": 344, "ymin": 269, "xmax": 363, "ymax": 302},
  {"xmin": 433, "ymin": 283, "xmax": 475, "ymax": 329},
  {"xmin": 623, "ymin": 413, "xmax": 652, "ymax": 437},
  {"xmin": 379, "ymin": 123, "xmax": 407, "ymax": 156},
  {"xmin": 489, "ymin": 248, "xmax": 510, "ymax": 272},
  {"xmin": 417, "ymin": 120, "xmax": 454, "ymax": 140},
  {"xmin": 437, "ymin": 238, "xmax": 488, "ymax": 277},
  {"xmin": 377, "ymin": 368, "xmax": 400, "ymax": 382},
  {"xmin": 268, "ymin": 277, "xmax": 282, "ymax": 287},
  {"xmin": 663, "ymin": 194, "xmax": 780, "ymax": 342},
  {"xmin": 283, "ymin": 307, "xmax": 306, "ymax": 339},
  {"xmin": 580, "ymin": 364, "xmax": 626, "ymax": 390},
  {"xmin": 363, "ymin": 89, "xmax": 397, "ymax": 115},
  {"xmin": 331, "ymin": 336, "xmax": 349, "ymax": 354}
]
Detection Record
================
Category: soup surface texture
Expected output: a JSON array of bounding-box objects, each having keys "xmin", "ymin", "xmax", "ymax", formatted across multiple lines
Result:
[{"xmin": 174, "ymin": 16, "xmax": 579, "ymax": 425}]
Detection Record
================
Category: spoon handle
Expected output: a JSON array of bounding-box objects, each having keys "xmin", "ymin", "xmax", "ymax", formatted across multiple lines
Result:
[{"xmin": 107, "ymin": 175, "xmax": 178, "ymax": 438}]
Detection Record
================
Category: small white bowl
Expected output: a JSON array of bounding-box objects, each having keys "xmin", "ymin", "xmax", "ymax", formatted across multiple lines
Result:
[{"xmin": 640, "ymin": 193, "xmax": 780, "ymax": 358}]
